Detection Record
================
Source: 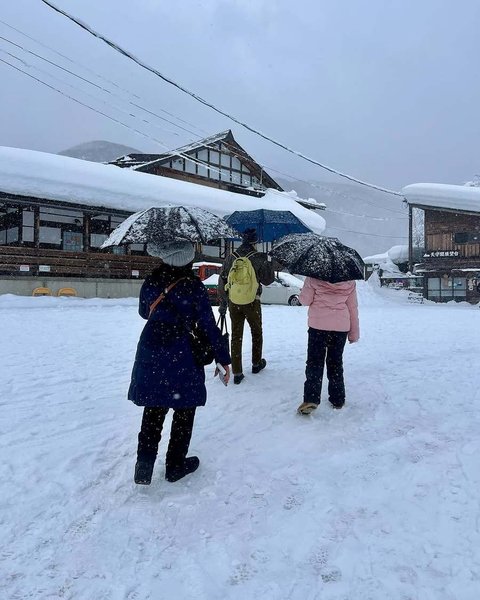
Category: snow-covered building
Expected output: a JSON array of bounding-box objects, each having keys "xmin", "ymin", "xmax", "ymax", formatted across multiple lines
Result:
[
  {"xmin": 403, "ymin": 183, "xmax": 480, "ymax": 303},
  {"xmin": 110, "ymin": 130, "xmax": 325, "ymax": 211},
  {"xmin": 0, "ymin": 146, "xmax": 326, "ymax": 297},
  {"xmin": 110, "ymin": 129, "xmax": 283, "ymax": 192}
]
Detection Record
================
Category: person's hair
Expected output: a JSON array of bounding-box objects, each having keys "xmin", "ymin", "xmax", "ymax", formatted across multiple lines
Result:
[{"xmin": 242, "ymin": 228, "xmax": 258, "ymax": 244}]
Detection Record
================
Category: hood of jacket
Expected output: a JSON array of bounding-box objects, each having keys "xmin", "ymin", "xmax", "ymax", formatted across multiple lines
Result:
[{"xmin": 303, "ymin": 279, "xmax": 356, "ymax": 311}]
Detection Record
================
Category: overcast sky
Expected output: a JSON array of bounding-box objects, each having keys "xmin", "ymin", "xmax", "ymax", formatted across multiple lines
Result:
[{"xmin": 0, "ymin": 0, "xmax": 479, "ymax": 192}]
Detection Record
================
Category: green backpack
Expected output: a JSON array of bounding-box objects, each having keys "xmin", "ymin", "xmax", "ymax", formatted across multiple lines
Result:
[{"xmin": 226, "ymin": 251, "xmax": 258, "ymax": 305}]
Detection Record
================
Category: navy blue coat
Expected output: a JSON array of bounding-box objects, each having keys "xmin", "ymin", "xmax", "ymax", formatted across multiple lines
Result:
[{"xmin": 128, "ymin": 265, "xmax": 231, "ymax": 409}]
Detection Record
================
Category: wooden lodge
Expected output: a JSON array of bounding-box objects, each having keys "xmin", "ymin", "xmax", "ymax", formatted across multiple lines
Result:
[
  {"xmin": 0, "ymin": 132, "xmax": 324, "ymax": 297},
  {"xmin": 404, "ymin": 183, "xmax": 480, "ymax": 304},
  {"xmin": 110, "ymin": 129, "xmax": 284, "ymax": 198}
]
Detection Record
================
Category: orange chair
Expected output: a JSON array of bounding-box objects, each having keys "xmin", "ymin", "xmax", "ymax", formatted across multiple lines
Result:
[
  {"xmin": 57, "ymin": 287, "xmax": 77, "ymax": 297},
  {"xmin": 32, "ymin": 287, "xmax": 52, "ymax": 297}
]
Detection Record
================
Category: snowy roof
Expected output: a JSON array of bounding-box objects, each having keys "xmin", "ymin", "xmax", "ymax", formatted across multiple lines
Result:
[
  {"xmin": 363, "ymin": 245, "xmax": 408, "ymax": 265},
  {"xmin": 402, "ymin": 183, "xmax": 480, "ymax": 214},
  {"xmin": 0, "ymin": 147, "xmax": 326, "ymax": 234}
]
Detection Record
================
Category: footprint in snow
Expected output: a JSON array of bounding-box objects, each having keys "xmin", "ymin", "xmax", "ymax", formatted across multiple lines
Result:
[
  {"xmin": 229, "ymin": 562, "xmax": 257, "ymax": 585},
  {"xmin": 320, "ymin": 568, "xmax": 342, "ymax": 583},
  {"xmin": 283, "ymin": 494, "xmax": 304, "ymax": 510}
]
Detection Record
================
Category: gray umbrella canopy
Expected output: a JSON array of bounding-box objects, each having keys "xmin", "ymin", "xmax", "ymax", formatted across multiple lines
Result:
[
  {"xmin": 271, "ymin": 233, "xmax": 365, "ymax": 283},
  {"xmin": 101, "ymin": 206, "xmax": 238, "ymax": 248}
]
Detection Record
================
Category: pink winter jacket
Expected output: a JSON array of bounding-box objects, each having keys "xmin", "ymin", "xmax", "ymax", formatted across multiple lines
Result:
[{"xmin": 299, "ymin": 278, "xmax": 360, "ymax": 342}]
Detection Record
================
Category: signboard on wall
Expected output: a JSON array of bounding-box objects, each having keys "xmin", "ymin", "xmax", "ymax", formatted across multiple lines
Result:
[
  {"xmin": 39, "ymin": 265, "xmax": 51, "ymax": 273},
  {"xmin": 19, "ymin": 265, "xmax": 30, "ymax": 272}
]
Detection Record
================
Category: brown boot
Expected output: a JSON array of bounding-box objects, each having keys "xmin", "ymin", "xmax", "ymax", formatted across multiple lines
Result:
[{"xmin": 297, "ymin": 402, "xmax": 318, "ymax": 415}]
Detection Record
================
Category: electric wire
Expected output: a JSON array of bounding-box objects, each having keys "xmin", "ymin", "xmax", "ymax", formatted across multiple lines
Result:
[
  {"xmin": 0, "ymin": 53, "xmax": 229, "ymax": 179},
  {"xmin": 1, "ymin": 56, "xmax": 407, "ymax": 240},
  {"xmin": 0, "ymin": 17, "xmax": 209, "ymax": 135},
  {"xmin": 39, "ymin": 0, "xmax": 404, "ymax": 197},
  {"xmin": 0, "ymin": 35, "xmax": 204, "ymax": 137}
]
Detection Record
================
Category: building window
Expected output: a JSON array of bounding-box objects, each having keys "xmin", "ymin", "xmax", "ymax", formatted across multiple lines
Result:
[
  {"xmin": 197, "ymin": 164, "xmax": 208, "ymax": 178},
  {"xmin": 22, "ymin": 209, "xmax": 35, "ymax": 244},
  {"xmin": 185, "ymin": 157, "xmax": 196, "ymax": 174},
  {"xmin": 40, "ymin": 226, "xmax": 62, "ymax": 245},
  {"xmin": 129, "ymin": 244, "xmax": 145, "ymax": 253},
  {"xmin": 220, "ymin": 153, "xmax": 231, "ymax": 168},
  {"xmin": 427, "ymin": 276, "xmax": 466, "ymax": 302},
  {"xmin": 40, "ymin": 207, "xmax": 83, "ymax": 225},
  {"xmin": 22, "ymin": 227, "xmax": 34, "ymax": 242},
  {"xmin": 231, "ymin": 171, "xmax": 241, "ymax": 185},
  {"xmin": 171, "ymin": 158, "xmax": 184, "ymax": 171},
  {"xmin": 90, "ymin": 233, "xmax": 108, "ymax": 248},
  {"xmin": 454, "ymin": 231, "xmax": 480, "ymax": 244},
  {"xmin": 7, "ymin": 227, "xmax": 19, "ymax": 243},
  {"xmin": 63, "ymin": 231, "xmax": 83, "ymax": 252},
  {"xmin": 220, "ymin": 168, "xmax": 231, "ymax": 182},
  {"xmin": 209, "ymin": 150, "xmax": 220, "ymax": 165},
  {"xmin": 197, "ymin": 149, "xmax": 208, "ymax": 162}
]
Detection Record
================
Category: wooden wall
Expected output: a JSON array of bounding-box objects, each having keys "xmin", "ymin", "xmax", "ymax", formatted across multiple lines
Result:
[{"xmin": 425, "ymin": 209, "xmax": 480, "ymax": 258}]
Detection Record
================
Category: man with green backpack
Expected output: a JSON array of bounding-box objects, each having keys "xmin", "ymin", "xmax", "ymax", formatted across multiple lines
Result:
[{"xmin": 218, "ymin": 228, "xmax": 275, "ymax": 385}]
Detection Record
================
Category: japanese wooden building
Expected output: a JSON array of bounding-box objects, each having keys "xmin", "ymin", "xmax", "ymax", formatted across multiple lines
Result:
[
  {"xmin": 403, "ymin": 183, "xmax": 480, "ymax": 303},
  {"xmin": 0, "ymin": 136, "xmax": 325, "ymax": 297},
  {"xmin": 110, "ymin": 130, "xmax": 284, "ymax": 197}
]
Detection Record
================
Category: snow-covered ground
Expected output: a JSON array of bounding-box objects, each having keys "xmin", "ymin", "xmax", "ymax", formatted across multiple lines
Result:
[{"xmin": 1, "ymin": 283, "xmax": 480, "ymax": 600}]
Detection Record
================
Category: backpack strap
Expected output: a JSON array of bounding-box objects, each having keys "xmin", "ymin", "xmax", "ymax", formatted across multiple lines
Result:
[{"xmin": 148, "ymin": 277, "xmax": 187, "ymax": 318}]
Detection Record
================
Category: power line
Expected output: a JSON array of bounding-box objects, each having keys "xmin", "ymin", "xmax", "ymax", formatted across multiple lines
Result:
[
  {"xmin": 201, "ymin": 142, "xmax": 407, "ymax": 219},
  {"xmin": 0, "ymin": 33, "xmax": 205, "ymax": 140},
  {"xmin": 39, "ymin": 0, "xmax": 404, "ymax": 197},
  {"xmin": 0, "ymin": 44, "xmax": 184, "ymax": 139},
  {"xmin": 0, "ymin": 54, "xmax": 229, "ymax": 180},
  {"xmin": 0, "ymin": 19, "xmax": 209, "ymax": 138},
  {"xmin": 0, "ymin": 57, "xmax": 407, "ymax": 240},
  {"xmin": 326, "ymin": 225, "xmax": 407, "ymax": 239},
  {"xmin": 4, "ymin": 35, "xmax": 406, "ymax": 224}
]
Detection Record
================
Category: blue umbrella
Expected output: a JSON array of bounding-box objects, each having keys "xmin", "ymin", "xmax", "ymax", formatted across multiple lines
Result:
[{"xmin": 225, "ymin": 209, "xmax": 311, "ymax": 243}]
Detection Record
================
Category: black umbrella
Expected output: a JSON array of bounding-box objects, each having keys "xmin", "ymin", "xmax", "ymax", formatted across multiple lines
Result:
[
  {"xmin": 271, "ymin": 233, "xmax": 364, "ymax": 283},
  {"xmin": 101, "ymin": 206, "xmax": 238, "ymax": 248}
]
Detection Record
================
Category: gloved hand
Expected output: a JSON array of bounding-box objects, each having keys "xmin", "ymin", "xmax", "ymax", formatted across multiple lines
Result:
[{"xmin": 218, "ymin": 301, "xmax": 227, "ymax": 317}]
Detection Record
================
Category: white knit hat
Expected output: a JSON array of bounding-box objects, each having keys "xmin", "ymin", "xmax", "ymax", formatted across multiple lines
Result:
[{"xmin": 147, "ymin": 240, "xmax": 195, "ymax": 266}]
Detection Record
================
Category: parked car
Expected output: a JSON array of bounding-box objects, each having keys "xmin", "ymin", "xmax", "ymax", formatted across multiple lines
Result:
[
  {"xmin": 192, "ymin": 261, "xmax": 222, "ymax": 281},
  {"xmin": 202, "ymin": 272, "xmax": 303, "ymax": 306},
  {"xmin": 202, "ymin": 274, "xmax": 221, "ymax": 305},
  {"xmin": 261, "ymin": 273, "xmax": 303, "ymax": 306}
]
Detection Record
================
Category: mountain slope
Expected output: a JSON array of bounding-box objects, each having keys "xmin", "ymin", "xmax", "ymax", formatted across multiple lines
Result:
[
  {"xmin": 277, "ymin": 178, "xmax": 408, "ymax": 257},
  {"xmin": 58, "ymin": 140, "xmax": 141, "ymax": 163}
]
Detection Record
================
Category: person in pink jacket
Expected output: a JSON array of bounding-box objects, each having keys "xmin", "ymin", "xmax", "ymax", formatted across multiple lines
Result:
[{"xmin": 297, "ymin": 278, "xmax": 359, "ymax": 415}]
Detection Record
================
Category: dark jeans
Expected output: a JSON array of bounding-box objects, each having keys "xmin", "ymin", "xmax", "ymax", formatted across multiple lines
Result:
[
  {"xmin": 229, "ymin": 299, "xmax": 263, "ymax": 375},
  {"xmin": 303, "ymin": 328, "xmax": 348, "ymax": 406},
  {"xmin": 137, "ymin": 407, "xmax": 196, "ymax": 469}
]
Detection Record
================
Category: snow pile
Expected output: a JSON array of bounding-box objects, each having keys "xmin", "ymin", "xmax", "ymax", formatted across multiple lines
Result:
[
  {"xmin": 0, "ymin": 146, "xmax": 326, "ymax": 234},
  {"xmin": 363, "ymin": 244, "xmax": 408, "ymax": 266},
  {"xmin": 202, "ymin": 274, "xmax": 220, "ymax": 286},
  {"xmin": 276, "ymin": 272, "xmax": 304, "ymax": 288},
  {"xmin": 403, "ymin": 183, "xmax": 480, "ymax": 213}
]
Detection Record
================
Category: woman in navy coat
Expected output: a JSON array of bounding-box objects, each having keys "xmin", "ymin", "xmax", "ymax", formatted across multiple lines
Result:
[{"xmin": 128, "ymin": 240, "xmax": 231, "ymax": 484}]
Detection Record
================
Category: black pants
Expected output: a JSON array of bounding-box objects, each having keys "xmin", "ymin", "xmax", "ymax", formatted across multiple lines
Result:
[
  {"xmin": 303, "ymin": 328, "xmax": 348, "ymax": 406},
  {"xmin": 137, "ymin": 407, "xmax": 196, "ymax": 468}
]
